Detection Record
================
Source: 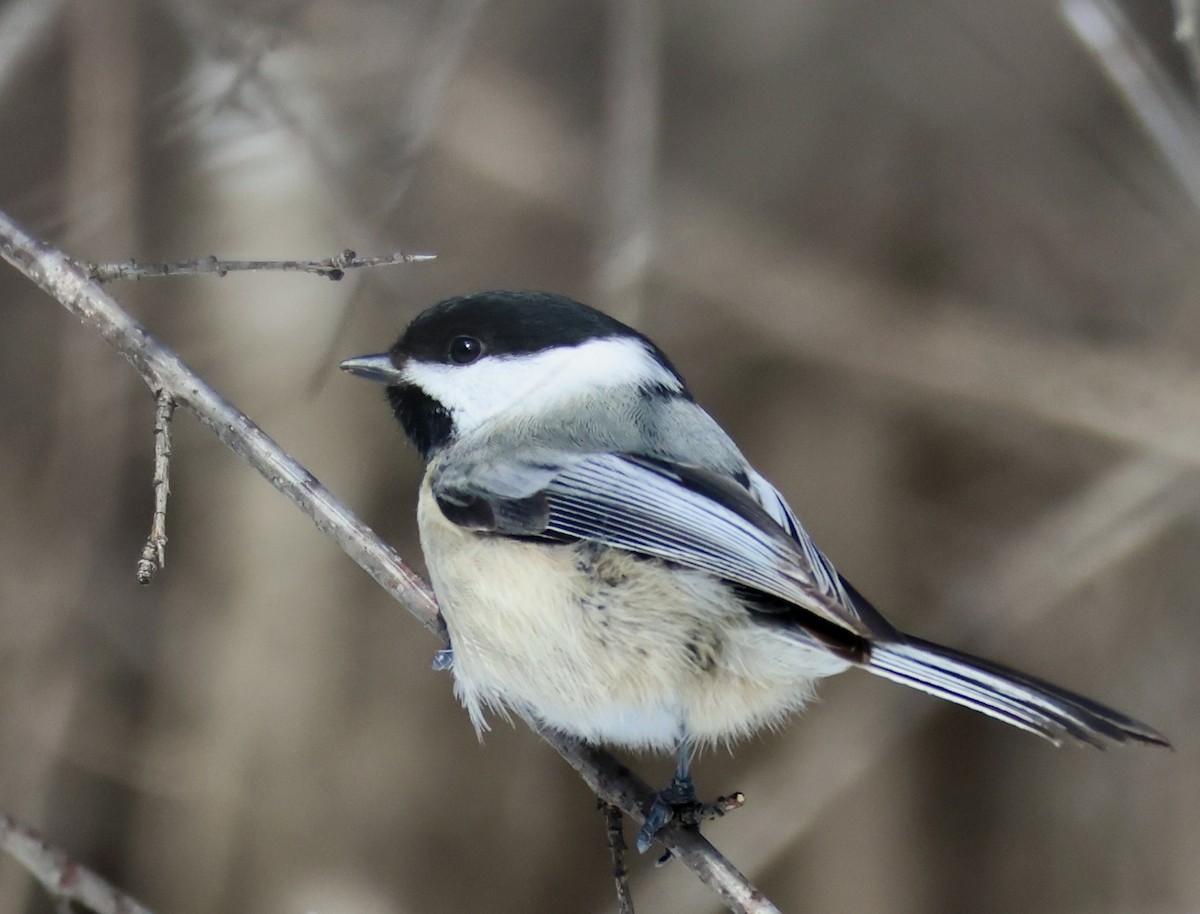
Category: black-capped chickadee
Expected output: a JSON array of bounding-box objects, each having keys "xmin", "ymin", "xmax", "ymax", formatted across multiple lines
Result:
[{"xmin": 341, "ymin": 290, "xmax": 1168, "ymax": 851}]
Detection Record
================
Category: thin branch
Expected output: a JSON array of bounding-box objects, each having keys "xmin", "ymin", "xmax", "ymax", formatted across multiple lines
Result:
[
  {"xmin": 160, "ymin": 0, "xmax": 486, "ymax": 376},
  {"xmin": 0, "ymin": 811, "xmax": 158, "ymax": 914},
  {"xmin": 0, "ymin": 212, "xmax": 778, "ymax": 914},
  {"xmin": 559, "ymin": 740, "xmax": 781, "ymax": 914},
  {"xmin": 601, "ymin": 803, "xmax": 636, "ymax": 914},
  {"xmin": 136, "ymin": 392, "xmax": 175, "ymax": 584},
  {"xmin": 86, "ymin": 249, "xmax": 436, "ymax": 283},
  {"xmin": 0, "ymin": 213, "xmax": 440, "ymax": 634}
]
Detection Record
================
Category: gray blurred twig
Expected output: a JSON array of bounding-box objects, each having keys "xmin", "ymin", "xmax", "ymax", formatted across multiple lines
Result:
[
  {"xmin": 159, "ymin": 0, "xmax": 488, "ymax": 382},
  {"xmin": 0, "ymin": 811, "xmax": 157, "ymax": 914},
  {"xmin": 0, "ymin": 0, "xmax": 63, "ymax": 106},
  {"xmin": 1172, "ymin": 0, "xmax": 1200, "ymax": 100},
  {"xmin": 0, "ymin": 212, "xmax": 781, "ymax": 914},
  {"xmin": 444, "ymin": 69, "xmax": 1200, "ymax": 466},
  {"xmin": 952, "ymin": 454, "xmax": 1196, "ymax": 624},
  {"xmin": 1061, "ymin": 0, "xmax": 1200, "ymax": 211},
  {"xmin": 594, "ymin": 0, "xmax": 661, "ymax": 324},
  {"xmin": 87, "ymin": 249, "xmax": 435, "ymax": 283}
]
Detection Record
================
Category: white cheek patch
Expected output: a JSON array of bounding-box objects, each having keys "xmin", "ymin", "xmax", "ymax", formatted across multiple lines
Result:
[{"xmin": 403, "ymin": 336, "xmax": 682, "ymax": 434}]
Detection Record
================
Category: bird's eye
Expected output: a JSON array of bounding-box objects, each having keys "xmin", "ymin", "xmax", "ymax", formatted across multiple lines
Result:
[{"xmin": 448, "ymin": 335, "xmax": 483, "ymax": 364}]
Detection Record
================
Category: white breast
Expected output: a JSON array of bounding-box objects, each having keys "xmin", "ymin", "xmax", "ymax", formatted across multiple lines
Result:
[{"xmin": 417, "ymin": 475, "xmax": 851, "ymax": 751}]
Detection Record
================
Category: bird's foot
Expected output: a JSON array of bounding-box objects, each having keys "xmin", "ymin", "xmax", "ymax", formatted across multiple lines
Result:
[
  {"xmin": 431, "ymin": 646, "xmax": 454, "ymax": 671},
  {"xmin": 635, "ymin": 777, "xmax": 745, "ymax": 854}
]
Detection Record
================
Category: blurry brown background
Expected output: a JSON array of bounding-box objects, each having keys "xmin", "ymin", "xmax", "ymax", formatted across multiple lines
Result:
[{"xmin": 1, "ymin": 0, "xmax": 1198, "ymax": 912}]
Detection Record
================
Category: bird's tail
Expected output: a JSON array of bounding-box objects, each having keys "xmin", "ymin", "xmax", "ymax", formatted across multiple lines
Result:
[{"xmin": 866, "ymin": 635, "xmax": 1170, "ymax": 748}]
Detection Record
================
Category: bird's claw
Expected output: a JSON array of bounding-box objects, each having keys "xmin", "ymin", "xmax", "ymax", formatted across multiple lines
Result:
[
  {"xmin": 637, "ymin": 793, "xmax": 676, "ymax": 853},
  {"xmin": 635, "ymin": 787, "xmax": 746, "ymax": 854}
]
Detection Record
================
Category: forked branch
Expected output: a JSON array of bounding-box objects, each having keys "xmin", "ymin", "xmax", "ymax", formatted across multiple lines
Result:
[{"xmin": 0, "ymin": 210, "xmax": 780, "ymax": 914}]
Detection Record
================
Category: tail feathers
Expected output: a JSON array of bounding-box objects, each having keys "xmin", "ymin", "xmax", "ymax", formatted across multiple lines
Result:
[{"xmin": 867, "ymin": 636, "xmax": 1170, "ymax": 748}]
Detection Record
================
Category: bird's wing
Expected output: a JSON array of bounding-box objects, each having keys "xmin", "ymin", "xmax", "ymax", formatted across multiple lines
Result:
[
  {"xmin": 745, "ymin": 469, "xmax": 848, "ymax": 604},
  {"xmin": 743, "ymin": 469, "xmax": 897, "ymax": 635},
  {"xmin": 432, "ymin": 451, "xmax": 874, "ymax": 637}
]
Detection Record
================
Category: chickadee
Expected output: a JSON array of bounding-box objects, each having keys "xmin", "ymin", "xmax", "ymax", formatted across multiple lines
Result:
[{"xmin": 342, "ymin": 290, "xmax": 1168, "ymax": 851}]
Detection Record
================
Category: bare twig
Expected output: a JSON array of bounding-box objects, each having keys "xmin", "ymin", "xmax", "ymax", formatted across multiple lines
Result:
[
  {"xmin": 601, "ymin": 802, "xmax": 636, "ymax": 914},
  {"xmin": 0, "ymin": 212, "xmax": 778, "ymax": 914},
  {"xmin": 0, "ymin": 810, "xmax": 158, "ymax": 914},
  {"xmin": 86, "ymin": 249, "xmax": 436, "ymax": 283},
  {"xmin": 136, "ymin": 392, "xmax": 175, "ymax": 584},
  {"xmin": 0, "ymin": 213, "xmax": 441, "ymax": 634},
  {"xmin": 160, "ymin": 0, "xmax": 486, "ymax": 379},
  {"xmin": 559, "ymin": 740, "xmax": 781, "ymax": 914},
  {"xmin": 708, "ymin": 792, "xmax": 747, "ymax": 821}
]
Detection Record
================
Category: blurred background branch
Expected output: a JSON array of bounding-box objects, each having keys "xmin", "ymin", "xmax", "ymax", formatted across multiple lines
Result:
[
  {"xmin": 593, "ymin": 0, "xmax": 661, "ymax": 324},
  {"xmin": 1062, "ymin": 0, "xmax": 1200, "ymax": 208},
  {"xmin": 1170, "ymin": 0, "xmax": 1200, "ymax": 97}
]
